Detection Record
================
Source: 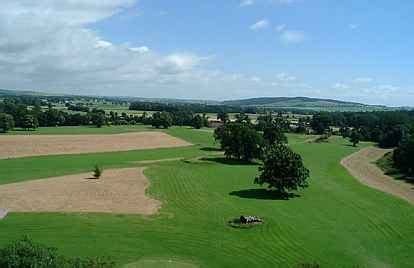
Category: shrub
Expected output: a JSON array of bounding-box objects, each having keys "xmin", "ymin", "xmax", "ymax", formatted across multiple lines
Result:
[{"xmin": 93, "ymin": 165, "xmax": 103, "ymax": 179}]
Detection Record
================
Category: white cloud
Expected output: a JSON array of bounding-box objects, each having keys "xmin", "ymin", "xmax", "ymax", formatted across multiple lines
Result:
[
  {"xmin": 250, "ymin": 19, "xmax": 270, "ymax": 31},
  {"xmin": 353, "ymin": 77, "xmax": 373, "ymax": 83},
  {"xmin": 240, "ymin": 0, "xmax": 254, "ymax": 7},
  {"xmin": 276, "ymin": 72, "xmax": 297, "ymax": 82},
  {"xmin": 250, "ymin": 76, "xmax": 262, "ymax": 83},
  {"xmin": 333, "ymin": 83, "xmax": 350, "ymax": 90},
  {"xmin": 95, "ymin": 40, "xmax": 113, "ymax": 49},
  {"xmin": 129, "ymin": 46, "xmax": 150, "ymax": 54},
  {"xmin": 280, "ymin": 30, "xmax": 306, "ymax": 44}
]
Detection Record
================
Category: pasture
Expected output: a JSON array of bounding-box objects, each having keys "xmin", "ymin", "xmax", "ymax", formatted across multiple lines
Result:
[{"xmin": 0, "ymin": 126, "xmax": 413, "ymax": 267}]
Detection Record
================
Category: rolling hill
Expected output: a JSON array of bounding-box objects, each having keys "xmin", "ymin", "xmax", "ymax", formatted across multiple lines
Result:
[{"xmin": 223, "ymin": 97, "xmax": 394, "ymax": 112}]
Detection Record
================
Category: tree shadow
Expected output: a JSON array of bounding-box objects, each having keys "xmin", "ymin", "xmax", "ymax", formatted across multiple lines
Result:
[
  {"xmin": 229, "ymin": 189, "xmax": 300, "ymax": 200},
  {"xmin": 199, "ymin": 147, "xmax": 222, "ymax": 152},
  {"xmin": 201, "ymin": 157, "xmax": 260, "ymax": 166}
]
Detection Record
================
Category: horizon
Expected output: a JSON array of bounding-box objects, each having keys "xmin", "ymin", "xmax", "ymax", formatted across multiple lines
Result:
[{"xmin": 1, "ymin": 1, "xmax": 414, "ymax": 106}]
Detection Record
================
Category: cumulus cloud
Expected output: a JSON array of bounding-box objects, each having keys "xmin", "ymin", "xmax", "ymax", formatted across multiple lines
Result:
[
  {"xmin": 353, "ymin": 77, "xmax": 373, "ymax": 83},
  {"xmin": 276, "ymin": 72, "xmax": 297, "ymax": 82},
  {"xmin": 250, "ymin": 19, "xmax": 270, "ymax": 31},
  {"xmin": 0, "ymin": 0, "xmax": 216, "ymax": 97}
]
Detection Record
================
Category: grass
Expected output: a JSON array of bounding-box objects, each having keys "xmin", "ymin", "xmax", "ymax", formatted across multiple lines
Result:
[{"xmin": 0, "ymin": 128, "xmax": 413, "ymax": 267}]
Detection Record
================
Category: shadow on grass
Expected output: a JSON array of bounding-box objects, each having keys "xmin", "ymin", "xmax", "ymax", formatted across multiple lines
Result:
[
  {"xmin": 200, "ymin": 147, "xmax": 222, "ymax": 152},
  {"xmin": 229, "ymin": 189, "xmax": 299, "ymax": 200},
  {"xmin": 201, "ymin": 157, "xmax": 260, "ymax": 166}
]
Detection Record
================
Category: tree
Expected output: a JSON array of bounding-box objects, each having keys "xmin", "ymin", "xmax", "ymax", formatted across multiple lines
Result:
[
  {"xmin": 349, "ymin": 129, "xmax": 361, "ymax": 147},
  {"xmin": 217, "ymin": 111, "xmax": 229, "ymax": 123},
  {"xmin": 22, "ymin": 114, "xmax": 38, "ymax": 131},
  {"xmin": 310, "ymin": 112, "xmax": 331, "ymax": 134},
  {"xmin": 393, "ymin": 129, "xmax": 414, "ymax": 176},
  {"xmin": 234, "ymin": 113, "xmax": 251, "ymax": 124},
  {"xmin": 192, "ymin": 114, "xmax": 204, "ymax": 129},
  {"xmin": 91, "ymin": 111, "xmax": 106, "ymax": 128},
  {"xmin": 263, "ymin": 125, "xmax": 288, "ymax": 145},
  {"xmin": 214, "ymin": 122, "xmax": 263, "ymax": 162},
  {"xmin": 151, "ymin": 112, "xmax": 173, "ymax": 129},
  {"xmin": 0, "ymin": 113, "xmax": 14, "ymax": 133},
  {"xmin": 255, "ymin": 144, "xmax": 310, "ymax": 194},
  {"xmin": 93, "ymin": 165, "xmax": 103, "ymax": 179}
]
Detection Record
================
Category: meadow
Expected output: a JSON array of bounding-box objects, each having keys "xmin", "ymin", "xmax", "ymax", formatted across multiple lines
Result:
[{"xmin": 0, "ymin": 127, "xmax": 413, "ymax": 267}]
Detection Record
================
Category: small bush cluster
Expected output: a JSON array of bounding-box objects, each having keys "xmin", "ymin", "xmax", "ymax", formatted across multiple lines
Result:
[{"xmin": 0, "ymin": 237, "xmax": 115, "ymax": 268}]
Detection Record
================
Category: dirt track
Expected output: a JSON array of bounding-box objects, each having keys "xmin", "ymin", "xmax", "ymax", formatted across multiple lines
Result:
[
  {"xmin": 0, "ymin": 168, "xmax": 161, "ymax": 215},
  {"xmin": 341, "ymin": 147, "xmax": 414, "ymax": 205},
  {"xmin": 0, "ymin": 132, "xmax": 191, "ymax": 159}
]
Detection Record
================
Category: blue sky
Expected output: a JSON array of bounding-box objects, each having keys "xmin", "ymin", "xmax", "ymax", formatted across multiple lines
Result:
[{"xmin": 1, "ymin": 0, "xmax": 414, "ymax": 106}]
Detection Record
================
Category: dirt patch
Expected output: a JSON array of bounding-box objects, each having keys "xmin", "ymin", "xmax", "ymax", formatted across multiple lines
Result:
[
  {"xmin": 0, "ymin": 168, "xmax": 161, "ymax": 215},
  {"xmin": 0, "ymin": 132, "xmax": 191, "ymax": 159},
  {"xmin": 341, "ymin": 147, "xmax": 414, "ymax": 205}
]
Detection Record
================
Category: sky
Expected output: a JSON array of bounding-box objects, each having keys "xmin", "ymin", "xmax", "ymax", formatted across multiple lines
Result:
[{"xmin": 1, "ymin": 0, "xmax": 414, "ymax": 106}]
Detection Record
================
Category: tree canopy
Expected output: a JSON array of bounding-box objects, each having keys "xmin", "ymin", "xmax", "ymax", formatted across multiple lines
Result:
[
  {"xmin": 255, "ymin": 144, "xmax": 310, "ymax": 194},
  {"xmin": 214, "ymin": 122, "xmax": 263, "ymax": 162}
]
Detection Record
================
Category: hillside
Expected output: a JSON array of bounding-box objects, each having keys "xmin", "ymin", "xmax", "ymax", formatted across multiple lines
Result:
[{"xmin": 223, "ymin": 97, "xmax": 393, "ymax": 112}]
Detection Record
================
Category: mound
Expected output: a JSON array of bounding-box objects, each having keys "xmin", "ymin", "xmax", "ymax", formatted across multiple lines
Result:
[
  {"xmin": 0, "ymin": 168, "xmax": 161, "ymax": 214},
  {"xmin": 0, "ymin": 132, "xmax": 191, "ymax": 159}
]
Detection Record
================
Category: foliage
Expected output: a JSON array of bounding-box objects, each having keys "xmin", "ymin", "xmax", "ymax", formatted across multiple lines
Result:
[
  {"xmin": 217, "ymin": 111, "xmax": 229, "ymax": 123},
  {"xmin": 91, "ymin": 110, "xmax": 106, "ymax": 128},
  {"xmin": 0, "ymin": 237, "xmax": 115, "ymax": 268},
  {"xmin": 263, "ymin": 126, "xmax": 288, "ymax": 145},
  {"xmin": 255, "ymin": 143, "xmax": 310, "ymax": 194},
  {"xmin": 349, "ymin": 129, "xmax": 361, "ymax": 147},
  {"xmin": 310, "ymin": 112, "xmax": 331, "ymax": 134},
  {"xmin": 214, "ymin": 122, "xmax": 263, "ymax": 161},
  {"xmin": 393, "ymin": 129, "xmax": 414, "ymax": 176},
  {"xmin": 23, "ymin": 114, "xmax": 38, "ymax": 130},
  {"xmin": 0, "ymin": 113, "xmax": 15, "ymax": 132},
  {"xmin": 151, "ymin": 112, "xmax": 173, "ymax": 129},
  {"xmin": 93, "ymin": 165, "xmax": 103, "ymax": 179}
]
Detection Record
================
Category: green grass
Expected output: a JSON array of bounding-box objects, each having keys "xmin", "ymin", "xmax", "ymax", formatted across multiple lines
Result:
[
  {"xmin": 0, "ymin": 129, "xmax": 413, "ymax": 267},
  {"xmin": 3, "ymin": 125, "xmax": 153, "ymax": 135}
]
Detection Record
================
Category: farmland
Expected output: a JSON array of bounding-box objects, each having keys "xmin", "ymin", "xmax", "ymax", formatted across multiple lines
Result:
[{"xmin": 0, "ymin": 126, "xmax": 413, "ymax": 267}]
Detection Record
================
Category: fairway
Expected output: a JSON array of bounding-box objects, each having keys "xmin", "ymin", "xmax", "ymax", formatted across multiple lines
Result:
[{"xmin": 0, "ymin": 128, "xmax": 413, "ymax": 267}]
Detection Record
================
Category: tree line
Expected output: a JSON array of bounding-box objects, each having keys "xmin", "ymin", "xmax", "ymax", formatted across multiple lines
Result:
[{"xmin": 310, "ymin": 111, "xmax": 414, "ymax": 177}]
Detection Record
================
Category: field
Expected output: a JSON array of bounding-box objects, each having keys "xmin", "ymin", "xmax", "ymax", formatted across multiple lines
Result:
[
  {"xmin": 0, "ymin": 126, "xmax": 413, "ymax": 267},
  {"xmin": 0, "ymin": 132, "xmax": 190, "ymax": 159}
]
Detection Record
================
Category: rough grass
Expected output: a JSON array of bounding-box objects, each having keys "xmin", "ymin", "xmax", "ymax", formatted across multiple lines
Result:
[{"xmin": 0, "ymin": 129, "xmax": 413, "ymax": 267}]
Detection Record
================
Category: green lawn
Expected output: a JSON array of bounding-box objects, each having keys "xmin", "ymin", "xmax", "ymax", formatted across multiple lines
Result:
[{"xmin": 0, "ymin": 129, "xmax": 413, "ymax": 267}]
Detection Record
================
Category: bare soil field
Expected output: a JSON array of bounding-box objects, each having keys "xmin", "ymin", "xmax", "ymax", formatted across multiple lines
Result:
[
  {"xmin": 0, "ymin": 168, "xmax": 161, "ymax": 215},
  {"xmin": 341, "ymin": 147, "xmax": 414, "ymax": 205},
  {"xmin": 0, "ymin": 132, "xmax": 191, "ymax": 159}
]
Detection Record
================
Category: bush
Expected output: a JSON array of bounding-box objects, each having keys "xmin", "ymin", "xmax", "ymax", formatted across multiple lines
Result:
[
  {"xmin": 93, "ymin": 165, "xmax": 103, "ymax": 179},
  {"xmin": 0, "ymin": 237, "xmax": 115, "ymax": 268}
]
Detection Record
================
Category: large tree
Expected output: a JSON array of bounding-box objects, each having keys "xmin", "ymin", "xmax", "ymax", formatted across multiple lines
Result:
[
  {"xmin": 310, "ymin": 112, "xmax": 331, "ymax": 134},
  {"xmin": 214, "ymin": 122, "xmax": 263, "ymax": 162},
  {"xmin": 151, "ymin": 112, "xmax": 173, "ymax": 129},
  {"xmin": 349, "ymin": 129, "xmax": 361, "ymax": 147},
  {"xmin": 393, "ymin": 129, "xmax": 414, "ymax": 176},
  {"xmin": 0, "ymin": 113, "xmax": 14, "ymax": 133},
  {"xmin": 255, "ymin": 144, "xmax": 310, "ymax": 194}
]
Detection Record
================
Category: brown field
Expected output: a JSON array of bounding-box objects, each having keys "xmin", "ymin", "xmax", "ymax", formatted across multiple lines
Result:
[
  {"xmin": 341, "ymin": 147, "xmax": 414, "ymax": 205},
  {"xmin": 0, "ymin": 132, "xmax": 192, "ymax": 159},
  {"xmin": 0, "ymin": 168, "xmax": 161, "ymax": 215}
]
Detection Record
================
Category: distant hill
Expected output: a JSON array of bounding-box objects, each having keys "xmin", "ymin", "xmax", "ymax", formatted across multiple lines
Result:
[
  {"xmin": 223, "ymin": 97, "xmax": 395, "ymax": 112},
  {"xmin": 0, "ymin": 89, "xmax": 407, "ymax": 112}
]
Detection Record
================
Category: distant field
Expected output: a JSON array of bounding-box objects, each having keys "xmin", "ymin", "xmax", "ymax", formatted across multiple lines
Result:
[
  {"xmin": 0, "ymin": 128, "xmax": 413, "ymax": 267},
  {"xmin": 3, "ymin": 125, "xmax": 152, "ymax": 135}
]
